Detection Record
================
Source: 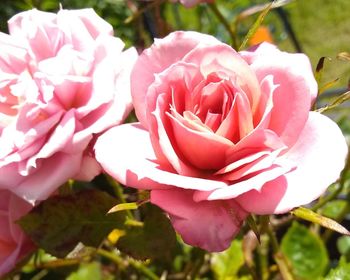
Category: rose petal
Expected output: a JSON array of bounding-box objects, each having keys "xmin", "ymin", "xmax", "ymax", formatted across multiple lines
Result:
[
  {"xmin": 73, "ymin": 155, "xmax": 101, "ymax": 181},
  {"xmin": 194, "ymin": 164, "xmax": 293, "ymax": 201},
  {"xmin": 151, "ymin": 188, "xmax": 247, "ymax": 252},
  {"xmin": 94, "ymin": 123, "xmax": 228, "ymax": 191},
  {"xmin": 168, "ymin": 109, "xmax": 234, "ymax": 170},
  {"xmin": 13, "ymin": 153, "xmax": 82, "ymax": 202},
  {"xmin": 235, "ymin": 112, "xmax": 348, "ymax": 214},
  {"xmin": 149, "ymin": 91, "xmax": 200, "ymax": 177},
  {"xmin": 240, "ymin": 43, "xmax": 318, "ymax": 147},
  {"xmin": 131, "ymin": 31, "xmax": 220, "ymax": 128},
  {"xmin": 183, "ymin": 44, "xmax": 261, "ymax": 115},
  {"xmin": 61, "ymin": 8, "xmax": 113, "ymax": 38},
  {"xmin": 0, "ymin": 33, "xmax": 28, "ymax": 74}
]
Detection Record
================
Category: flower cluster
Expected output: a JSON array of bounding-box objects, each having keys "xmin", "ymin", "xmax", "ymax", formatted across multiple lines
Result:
[
  {"xmin": 0, "ymin": 5, "xmax": 347, "ymax": 276},
  {"xmin": 0, "ymin": 8, "xmax": 137, "ymax": 274}
]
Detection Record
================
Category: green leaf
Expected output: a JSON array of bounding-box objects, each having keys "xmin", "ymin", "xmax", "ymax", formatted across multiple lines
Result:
[
  {"xmin": 18, "ymin": 189, "xmax": 125, "ymax": 258},
  {"xmin": 67, "ymin": 262, "xmax": 103, "ymax": 280},
  {"xmin": 337, "ymin": 236, "xmax": 350, "ymax": 257},
  {"xmin": 211, "ymin": 239, "xmax": 244, "ymax": 280},
  {"xmin": 291, "ymin": 207, "xmax": 350, "ymax": 235},
  {"xmin": 325, "ymin": 257, "xmax": 350, "ymax": 280},
  {"xmin": 281, "ymin": 222, "xmax": 329, "ymax": 279},
  {"xmin": 236, "ymin": 0, "xmax": 292, "ymax": 21},
  {"xmin": 108, "ymin": 202, "xmax": 138, "ymax": 214},
  {"xmin": 238, "ymin": 1, "xmax": 273, "ymax": 50},
  {"xmin": 117, "ymin": 204, "xmax": 177, "ymax": 261},
  {"xmin": 322, "ymin": 200, "xmax": 347, "ymax": 220},
  {"xmin": 315, "ymin": 56, "xmax": 330, "ymax": 92},
  {"xmin": 316, "ymin": 91, "xmax": 350, "ymax": 113}
]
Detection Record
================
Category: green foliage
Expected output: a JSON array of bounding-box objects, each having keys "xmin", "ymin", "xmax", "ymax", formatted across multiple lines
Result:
[
  {"xmin": 324, "ymin": 257, "xmax": 350, "ymax": 280},
  {"xmin": 322, "ymin": 200, "xmax": 348, "ymax": 220},
  {"xmin": 281, "ymin": 222, "xmax": 329, "ymax": 279},
  {"xmin": 67, "ymin": 262, "xmax": 103, "ymax": 280},
  {"xmin": 18, "ymin": 189, "xmax": 125, "ymax": 258},
  {"xmin": 211, "ymin": 239, "xmax": 244, "ymax": 280},
  {"xmin": 116, "ymin": 204, "xmax": 177, "ymax": 261},
  {"xmin": 292, "ymin": 207, "xmax": 350, "ymax": 235},
  {"xmin": 337, "ymin": 236, "xmax": 350, "ymax": 259}
]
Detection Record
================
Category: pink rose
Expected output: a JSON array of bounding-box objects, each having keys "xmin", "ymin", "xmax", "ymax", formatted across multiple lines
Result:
[
  {"xmin": 95, "ymin": 31, "xmax": 348, "ymax": 251},
  {"xmin": 0, "ymin": 190, "xmax": 35, "ymax": 277},
  {"xmin": 0, "ymin": 9, "xmax": 137, "ymax": 202},
  {"xmin": 170, "ymin": 0, "xmax": 213, "ymax": 8}
]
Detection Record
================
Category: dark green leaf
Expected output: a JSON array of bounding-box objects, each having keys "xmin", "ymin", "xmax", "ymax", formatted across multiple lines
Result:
[
  {"xmin": 281, "ymin": 222, "xmax": 329, "ymax": 279},
  {"xmin": 117, "ymin": 205, "xmax": 177, "ymax": 261},
  {"xmin": 18, "ymin": 189, "xmax": 124, "ymax": 258}
]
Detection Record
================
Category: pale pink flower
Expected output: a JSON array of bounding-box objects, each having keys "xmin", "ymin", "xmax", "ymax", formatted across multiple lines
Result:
[
  {"xmin": 95, "ymin": 31, "xmax": 347, "ymax": 251},
  {"xmin": 170, "ymin": 0, "xmax": 214, "ymax": 8},
  {"xmin": 0, "ymin": 9, "xmax": 137, "ymax": 202},
  {"xmin": 0, "ymin": 190, "xmax": 35, "ymax": 277}
]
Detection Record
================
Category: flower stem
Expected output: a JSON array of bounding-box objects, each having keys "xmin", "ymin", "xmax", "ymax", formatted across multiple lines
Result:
[
  {"xmin": 267, "ymin": 217, "xmax": 295, "ymax": 280},
  {"xmin": 106, "ymin": 176, "xmax": 134, "ymax": 220},
  {"xmin": 96, "ymin": 248, "xmax": 159, "ymax": 280},
  {"xmin": 207, "ymin": 3, "xmax": 238, "ymax": 49}
]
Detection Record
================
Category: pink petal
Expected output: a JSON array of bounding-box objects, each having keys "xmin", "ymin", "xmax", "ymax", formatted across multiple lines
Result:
[
  {"xmin": 183, "ymin": 44, "xmax": 261, "ymax": 115},
  {"xmin": 22, "ymin": 110, "xmax": 76, "ymax": 174},
  {"xmin": 62, "ymin": 9, "xmax": 113, "ymax": 38},
  {"xmin": 94, "ymin": 123, "xmax": 228, "ymax": 191},
  {"xmin": 0, "ymin": 33, "xmax": 28, "ymax": 74},
  {"xmin": 240, "ymin": 43, "xmax": 317, "ymax": 147},
  {"xmin": 235, "ymin": 112, "xmax": 348, "ymax": 214},
  {"xmin": 131, "ymin": 31, "xmax": 220, "ymax": 128},
  {"xmin": 148, "ymin": 91, "xmax": 200, "ymax": 177},
  {"xmin": 13, "ymin": 153, "xmax": 82, "ymax": 202},
  {"xmin": 168, "ymin": 109, "xmax": 233, "ymax": 170},
  {"xmin": 0, "ymin": 191, "xmax": 34, "ymax": 277},
  {"xmin": 9, "ymin": 10, "xmax": 61, "ymax": 61},
  {"xmin": 151, "ymin": 188, "xmax": 247, "ymax": 252},
  {"xmin": 73, "ymin": 155, "xmax": 101, "ymax": 181},
  {"xmin": 194, "ymin": 164, "xmax": 293, "ymax": 201},
  {"xmin": 219, "ymin": 147, "xmax": 285, "ymax": 181}
]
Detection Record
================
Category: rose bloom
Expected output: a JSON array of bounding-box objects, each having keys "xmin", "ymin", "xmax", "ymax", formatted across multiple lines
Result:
[
  {"xmin": 95, "ymin": 31, "xmax": 348, "ymax": 251},
  {"xmin": 170, "ymin": 0, "xmax": 213, "ymax": 8},
  {"xmin": 0, "ymin": 190, "xmax": 34, "ymax": 277},
  {"xmin": 0, "ymin": 9, "xmax": 137, "ymax": 202}
]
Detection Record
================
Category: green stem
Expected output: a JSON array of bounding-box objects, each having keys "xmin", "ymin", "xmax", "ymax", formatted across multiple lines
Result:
[
  {"xmin": 106, "ymin": 176, "xmax": 134, "ymax": 220},
  {"xmin": 124, "ymin": 0, "xmax": 166, "ymax": 24},
  {"xmin": 96, "ymin": 249, "xmax": 159, "ymax": 280},
  {"xmin": 258, "ymin": 234, "xmax": 270, "ymax": 280},
  {"xmin": 128, "ymin": 258, "xmax": 160, "ymax": 280},
  {"xmin": 96, "ymin": 248, "xmax": 123, "ymax": 266},
  {"xmin": 267, "ymin": 218, "xmax": 295, "ymax": 280},
  {"xmin": 207, "ymin": 3, "xmax": 238, "ymax": 49}
]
